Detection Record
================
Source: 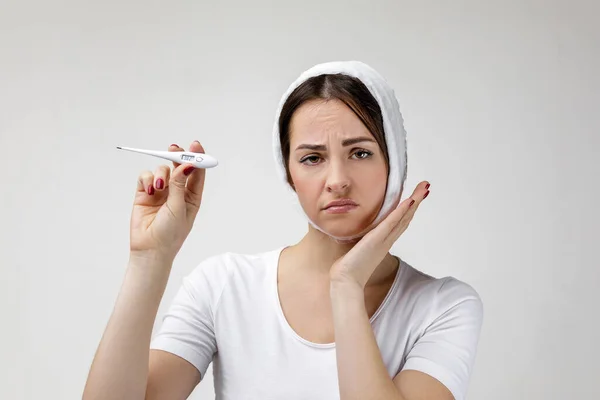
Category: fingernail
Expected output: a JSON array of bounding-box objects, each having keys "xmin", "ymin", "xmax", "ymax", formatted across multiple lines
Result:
[
  {"xmin": 423, "ymin": 191, "xmax": 430, "ymax": 199},
  {"xmin": 156, "ymin": 179, "xmax": 164, "ymax": 189},
  {"xmin": 184, "ymin": 166, "xmax": 195, "ymax": 176},
  {"xmin": 170, "ymin": 143, "xmax": 178, "ymax": 148},
  {"xmin": 194, "ymin": 140, "xmax": 200, "ymax": 144},
  {"xmin": 148, "ymin": 185, "xmax": 154, "ymax": 195},
  {"xmin": 410, "ymin": 199, "xmax": 415, "ymax": 207},
  {"xmin": 425, "ymin": 183, "xmax": 430, "ymax": 189}
]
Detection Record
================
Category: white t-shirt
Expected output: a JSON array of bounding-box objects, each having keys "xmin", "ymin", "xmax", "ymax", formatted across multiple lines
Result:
[{"xmin": 150, "ymin": 246, "xmax": 483, "ymax": 400}]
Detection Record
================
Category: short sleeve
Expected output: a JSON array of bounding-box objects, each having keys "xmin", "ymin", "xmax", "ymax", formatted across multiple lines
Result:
[
  {"xmin": 402, "ymin": 277, "xmax": 484, "ymax": 400},
  {"xmin": 150, "ymin": 256, "xmax": 228, "ymax": 379}
]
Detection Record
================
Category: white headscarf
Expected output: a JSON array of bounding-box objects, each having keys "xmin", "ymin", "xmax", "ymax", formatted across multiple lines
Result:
[{"xmin": 272, "ymin": 60, "xmax": 408, "ymax": 242}]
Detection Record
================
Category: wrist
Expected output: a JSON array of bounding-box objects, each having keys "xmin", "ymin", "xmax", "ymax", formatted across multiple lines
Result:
[
  {"xmin": 127, "ymin": 252, "xmax": 175, "ymax": 281},
  {"xmin": 128, "ymin": 250, "xmax": 174, "ymax": 267},
  {"xmin": 125, "ymin": 254, "xmax": 173, "ymax": 298},
  {"xmin": 330, "ymin": 277, "xmax": 364, "ymax": 298}
]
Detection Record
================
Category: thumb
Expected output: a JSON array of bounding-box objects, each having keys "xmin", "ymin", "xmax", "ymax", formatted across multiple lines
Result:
[{"xmin": 167, "ymin": 163, "xmax": 195, "ymax": 212}]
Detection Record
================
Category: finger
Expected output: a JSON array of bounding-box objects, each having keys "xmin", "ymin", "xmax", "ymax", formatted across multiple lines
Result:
[
  {"xmin": 169, "ymin": 143, "xmax": 184, "ymax": 169},
  {"xmin": 376, "ymin": 197, "xmax": 414, "ymax": 243},
  {"xmin": 386, "ymin": 182, "xmax": 430, "ymax": 242},
  {"xmin": 137, "ymin": 170, "xmax": 156, "ymax": 196},
  {"xmin": 166, "ymin": 162, "xmax": 196, "ymax": 214},
  {"xmin": 184, "ymin": 140, "xmax": 206, "ymax": 210},
  {"xmin": 399, "ymin": 181, "xmax": 430, "ymax": 221},
  {"xmin": 384, "ymin": 182, "xmax": 427, "ymax": 230},
  {"xmin": 410, "ymin": 181, "xmax": 430, "ymax": 211},
  {"xmin": 153, "ymin": 164, "xmax": 171, "ymax": 192}
]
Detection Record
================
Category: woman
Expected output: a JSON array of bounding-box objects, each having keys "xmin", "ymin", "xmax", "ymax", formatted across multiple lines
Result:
[{"xmin": 83, "ymin": 61, "xmax": 483, "ymax": 400}]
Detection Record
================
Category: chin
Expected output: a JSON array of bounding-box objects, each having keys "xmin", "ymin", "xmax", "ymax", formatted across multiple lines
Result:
[{"xmin": 315, "ymin": 213, "xmax": 375, "ymax": 238}]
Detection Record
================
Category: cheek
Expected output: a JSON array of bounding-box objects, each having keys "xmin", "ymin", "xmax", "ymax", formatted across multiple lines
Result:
[
  {"xmin": 289, "ymin": 165, "xmax": 322, "ymax": 209},
  {"xmin": 291, "ymin": 170, "xmax": 319, "ymax": 199},
  {"xmin": 369, "ymin": 168, "xmax": 388, "ymax": 194},
  {"xmin": 356, "ymin": 157, "xmax": 387, "ymax": 185},
  {"xmin": 360, "ymin": 163, "xmax": 388, "ymax": 210}
]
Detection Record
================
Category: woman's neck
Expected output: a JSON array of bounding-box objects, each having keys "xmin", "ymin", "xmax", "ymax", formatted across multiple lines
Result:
[{"xmin": 283, "ymin": 224, "xmax": 399, "ymax": 287}]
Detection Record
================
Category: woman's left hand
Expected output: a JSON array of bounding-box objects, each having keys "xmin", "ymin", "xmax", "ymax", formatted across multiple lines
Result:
[{"xmin": 329, "ymin": 181, "xmax": 430, "ymax": 289}]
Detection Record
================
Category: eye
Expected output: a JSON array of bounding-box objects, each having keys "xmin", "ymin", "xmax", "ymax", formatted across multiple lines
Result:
[
  {"xmin": 300, "ymin": 150, "xmax": 373, "ymax": 165},
  {"xmin": 353, "ymin": 149, "xmax": 373, "ymax": 159},
  {"xmin": 300, "ymin": 155, "xmax": 321, "ymax": 165}
]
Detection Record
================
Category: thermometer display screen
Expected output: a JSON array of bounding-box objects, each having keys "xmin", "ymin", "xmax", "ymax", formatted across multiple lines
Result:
[{"xmin": 181, "ymin": 154, "xmax": 195, "ymax": 161}]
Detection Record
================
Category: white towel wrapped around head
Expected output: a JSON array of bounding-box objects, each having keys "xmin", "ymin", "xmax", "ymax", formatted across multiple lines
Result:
[{"xmin": 272, "ymin": 60, "xmax": 408, "ymax": 243}]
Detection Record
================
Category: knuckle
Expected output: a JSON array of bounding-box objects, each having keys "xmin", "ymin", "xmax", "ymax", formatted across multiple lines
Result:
[
  {"xmin": 139, "ymin": 170, "xmax": 153, "ymax": 182},
  {"xmin": 156, "ymin": 164, "xmax": 170, "ymax": 176},
  {"xmin": 185, "ymin": 189, "xmax": 202, "ymax": 204},
  {"xmin": 170, "ymin": 177, "xmax": 186, "ymax": 189}
]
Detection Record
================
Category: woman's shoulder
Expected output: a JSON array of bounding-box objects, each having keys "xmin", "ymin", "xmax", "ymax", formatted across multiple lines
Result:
[
  {"xmin": 185, "ymin": 246, "xmax": 281, "ymax": 281},
  {"xmin": 193, "ymin": 246, "xmax": 279, "ymax": 265},
  {"xmin": 396, "ymin": 259, "xmax": 483, "ymax": 317}
]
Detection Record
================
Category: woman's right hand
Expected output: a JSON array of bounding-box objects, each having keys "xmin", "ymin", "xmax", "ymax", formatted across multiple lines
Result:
[{"xmin": 128, "ymin": 141, "xmax": 207, "ymax": 264}]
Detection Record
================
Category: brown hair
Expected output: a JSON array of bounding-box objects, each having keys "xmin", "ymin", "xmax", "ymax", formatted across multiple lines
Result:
[{"xmin": 278, "ymin": 73, "xmax": 389, "ymax": 188}]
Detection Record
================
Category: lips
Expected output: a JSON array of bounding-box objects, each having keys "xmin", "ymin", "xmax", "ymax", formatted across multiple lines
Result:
[{"xmin": 324, "ymin": 199, "xmax": 358, "ymax": 210}]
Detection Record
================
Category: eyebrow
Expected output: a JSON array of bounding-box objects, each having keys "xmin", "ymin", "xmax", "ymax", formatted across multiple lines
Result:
[{"xmin": 295, "ymin": 136, "xmax": 376, "ymax": 151}]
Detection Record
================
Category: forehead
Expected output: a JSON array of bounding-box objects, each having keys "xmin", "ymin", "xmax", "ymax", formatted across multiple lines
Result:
[{"xmin": 289, "ymin": 99, "xmax": 372, "ymax": 143}]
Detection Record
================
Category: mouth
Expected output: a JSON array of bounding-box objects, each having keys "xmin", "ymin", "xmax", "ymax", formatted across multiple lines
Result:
[{"xmin": 323, "ymin": 199, "xmax": 358, "ymax": 214}]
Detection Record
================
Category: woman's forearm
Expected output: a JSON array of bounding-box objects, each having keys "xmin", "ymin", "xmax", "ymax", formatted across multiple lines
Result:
[
  {"xmin": 330, "ymin": 280, "xmax": 404, "ymax": 400},
  {"xmin": 82, "ymin": 256, "xmax": 173, "ymax": 400}
]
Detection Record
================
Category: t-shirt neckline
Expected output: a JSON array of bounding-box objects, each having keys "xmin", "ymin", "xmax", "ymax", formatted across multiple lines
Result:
[{"xmin": 270, "ymin": 245, "xmax": 403, "ymax": 349}]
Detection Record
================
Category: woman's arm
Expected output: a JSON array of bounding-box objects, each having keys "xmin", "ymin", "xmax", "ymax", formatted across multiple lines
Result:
[
  {"xmin": 331, "ymin": 275, "xmax": 483, "ymax": 400},
  {"xmin": 82, "ymin": 256, "xmax": 200, "ymax": 400},
  {"xmin": 330, "ymin": 280, "xmax": 454, "ymax": 400}
]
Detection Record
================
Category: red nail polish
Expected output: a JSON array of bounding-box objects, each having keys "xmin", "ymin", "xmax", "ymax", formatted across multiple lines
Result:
[
  {"xmin": 425, "ymin": 183, "xmax": 430, "ymax": 189},
  {"xmin": 170, "ymin": 143, "xmax": 178, "ymax": 148},
  {"xmin": 410, "ymin": 199, "xmax": 415, "ymax": 207},
  {"xmin": 184, "ymin": 166, "xmax": 194, "ymax": 176},
  {"xmin": 148, "ymin": 185, "xmax": 154, "ymax": 195},
  {"xmin": 156, "ymin": 179, "xmax": 164, "ymax": 189},
  {"xmin": 423, "ymin": 191, "xmax": 429, "ymax": 199}
]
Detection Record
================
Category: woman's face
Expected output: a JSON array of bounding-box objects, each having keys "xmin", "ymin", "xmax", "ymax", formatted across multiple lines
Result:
[{"xmin": 288, "ymin": 98, "xmax": 388, "ymax": 238}]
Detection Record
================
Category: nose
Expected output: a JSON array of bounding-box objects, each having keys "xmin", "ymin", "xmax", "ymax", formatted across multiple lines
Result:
[{"xmin": 325, "ymin": 159, "xmax": 350, "ymax": 193}]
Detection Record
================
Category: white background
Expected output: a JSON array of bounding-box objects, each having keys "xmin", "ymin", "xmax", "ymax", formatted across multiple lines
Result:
[{"xmin": 1, "ymin": 0, "xmax": 598, "ymax": 399}]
